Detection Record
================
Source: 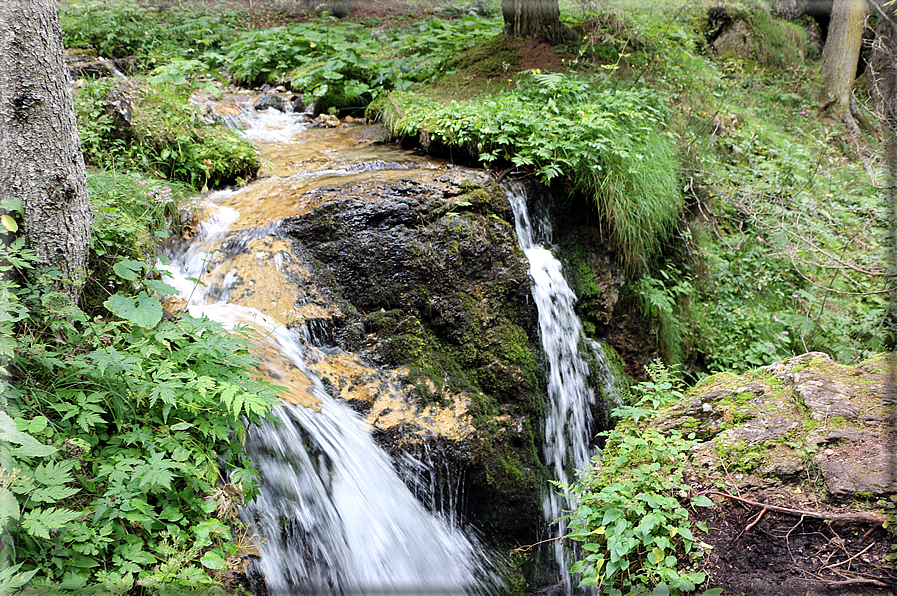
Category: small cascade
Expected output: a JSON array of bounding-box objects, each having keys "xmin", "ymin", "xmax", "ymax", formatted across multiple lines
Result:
[
  {"xmin": 161, "ymin": 98, "xmax": 502, "ymax": 595},
  {"xmin": 505, "ymin": 182, "xmax": 611, "ymax": 594}
]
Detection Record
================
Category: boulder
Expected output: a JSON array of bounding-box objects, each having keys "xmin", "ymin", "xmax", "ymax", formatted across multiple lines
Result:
[
  {"xmin": 253, "ymin": 93, "xmax": 285, "ymax": 112},
  {"xmin": 656, "ymin": 352, "xmax": 897, "ymax": 499},
  {"xmin": 281, "ymin": 174, "xmax": 549, "ymax": 542}
]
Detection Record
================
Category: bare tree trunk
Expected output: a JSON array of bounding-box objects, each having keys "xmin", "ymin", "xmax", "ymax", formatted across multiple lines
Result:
[
  {"xmin": 502, "ymin": 0, "xmax": 575, "ymax": 43},
  {"xmin": 0, "ymin": 0, "xmax": 92, "ymax": 303},
  {"xmin": 317, "ymin": 0, "xmax": 355, "ymax": 18},
  {"xmin": 820, "ymin": 0, "xmax": 868, "ymax": 135}
]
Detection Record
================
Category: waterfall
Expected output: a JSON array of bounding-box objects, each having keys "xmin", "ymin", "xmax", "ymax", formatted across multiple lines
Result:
[
  {"xmin": 505, "ymin": 182, "xmax": 608, "ymax": 595},
  {"xmin": 160, "ymin": 100, "xmax": 501, "ymax": 594}
]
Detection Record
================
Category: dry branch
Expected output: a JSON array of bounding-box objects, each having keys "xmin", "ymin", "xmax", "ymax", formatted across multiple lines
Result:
[{"xmin": 701, "ymin": 491, "xmax": 887, "ymax": 525}]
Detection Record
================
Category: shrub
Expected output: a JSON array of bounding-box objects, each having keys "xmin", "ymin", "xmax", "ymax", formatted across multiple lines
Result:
[
  {"xmin": 562, "ymin": 361, "xmax": 719, "ymax": 596},
  {"xmin": 74, "ymin": 79, "xmax": 259, "ymax": 189},
  {"xmin": 0, "ymin": 239, "xmax": 278, "ymax": 593},
  {"xmin": 373, "ymin": 72, "xmax": 682, "ymax": 271}
]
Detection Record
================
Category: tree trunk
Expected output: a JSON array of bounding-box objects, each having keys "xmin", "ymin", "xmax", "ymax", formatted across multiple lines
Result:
[
  {"xmin": 820, "ymin": 0, "xmax": 868, "ymax": 134},
  {"xmin": 868, "ymin": 0, "xmax": 897, "ymax": 137},
  {"xmin": 0, "ymin": 0, "xmax": 92, "ymax": 302},
  {"xmin": 502, "ymin": 0, "xmax": 575, "ymax": 43},
  {"xmin": 317, "ymin": 0, "xmax": 355, "ymax": 18}
]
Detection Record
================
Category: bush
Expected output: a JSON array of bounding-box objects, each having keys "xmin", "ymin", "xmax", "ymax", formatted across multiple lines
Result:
[
  {"xmin": 60, "ymin": 0, "xmax": 241, "ymax": 68},
  {"xmin": 373, "ymin": 72, "xmax": 682, "ymax": 271},
  {"xmin": 562, "ymin": 361, "xmax": 718, "ymax": 596},
  {"xmin": 0, "ymin": 238, "xmax": 278, "ymax": 594}
]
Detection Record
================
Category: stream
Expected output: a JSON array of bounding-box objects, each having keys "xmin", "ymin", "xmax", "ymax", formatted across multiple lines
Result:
[{"xmin": 162, "ymin": 92, "xmax": 616, "ymax": 595}]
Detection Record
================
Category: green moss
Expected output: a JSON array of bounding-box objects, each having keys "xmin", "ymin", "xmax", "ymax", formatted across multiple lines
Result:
[
  {"xmin": 750, "ymin": 10, "xmax": 806, "ymax": 67},
  {"xmin": 713, "ymin": 440, "xmax": 766, "ymax": 473},
  {"xmin": 74, "ymin": 79, "xmax": 259, "ymax": 189}
]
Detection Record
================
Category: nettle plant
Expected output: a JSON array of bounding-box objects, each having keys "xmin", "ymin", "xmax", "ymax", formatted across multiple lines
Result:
[
  {"xmin": 0, "ymin": 210, "xmax": 278, "ymax": 593},
  {"xmin": 562, "ymin": 361, "xmax": 719, "ymax": 596}
]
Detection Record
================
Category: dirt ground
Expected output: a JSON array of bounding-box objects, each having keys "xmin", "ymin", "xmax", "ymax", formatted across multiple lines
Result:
[{"xmin": 694, "ymin": 494, "xmax": 895, "ymax": 595}]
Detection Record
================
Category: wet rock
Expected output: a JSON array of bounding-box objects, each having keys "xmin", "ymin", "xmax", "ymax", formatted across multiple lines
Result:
[
  {"xmin": 65, "ymin": 52, "xmax": 131, "ymax": 80},
  {"xmin": 289, "ymin": 94, "xmax": 306, "ymax": 113},
  {"xmin": 253, "ymin": 93, "xmax": 285, "ymax": 112},
  {"xmin": 313, "ymin": 113, "xmax": 341, "ymax": 128},
  {"xmin": 282, "ymin": 173, "xmax": 547, "ymax": 541}
]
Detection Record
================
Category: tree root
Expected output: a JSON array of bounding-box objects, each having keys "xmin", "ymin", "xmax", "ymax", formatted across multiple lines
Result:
[{"xmin": 700, "ymin": 491, "xmax": 887, "ymax": 525}]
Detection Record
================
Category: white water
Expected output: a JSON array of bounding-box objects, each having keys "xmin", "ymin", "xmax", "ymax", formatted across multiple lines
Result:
[
  {"xmin": 161, "ymin": 104, "xmax": 501, "ymax": 595},
  {"xmin": 505, "ymin": 183, "xmax": 608, "ymax": 594}
]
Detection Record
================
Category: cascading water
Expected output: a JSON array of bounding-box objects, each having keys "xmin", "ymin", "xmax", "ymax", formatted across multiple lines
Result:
[
  {"xmin": 162, "ymin": 96, "xmax": 501, "ymax": 595},
  {"xmin": 505, "ymin": 182, "xmax": 613, "ymax": 594}
]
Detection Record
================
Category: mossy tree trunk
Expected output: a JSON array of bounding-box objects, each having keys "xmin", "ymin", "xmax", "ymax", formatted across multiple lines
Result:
[
  {"xmin": 501, "ymin": 0, "xmax": 575, "ymax": 43},
  {"xmin": 820, "ymin": 0, "xmax": 868, "ymax": 135},
  {"xmin": 0, "ymin": 0, "xmax": 92, "ymax": 303}
]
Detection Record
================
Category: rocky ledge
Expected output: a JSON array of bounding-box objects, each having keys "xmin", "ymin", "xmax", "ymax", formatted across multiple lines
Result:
[{"xmin": 657, "ymin": 352, "xmax": 896, "ymax": 594}]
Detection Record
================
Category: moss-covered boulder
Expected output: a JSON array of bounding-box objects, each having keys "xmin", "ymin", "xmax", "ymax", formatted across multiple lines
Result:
[
  {"xmin": 651, "ymin": 352, "xmax": 895, "ymax": 594},
  {"xmin": 658, "ymin": 352, "xmax": 896, "ymax": 497},
  {"xmin": 281, "ymin": 170, "xmax": 548, "ymax": 543}
]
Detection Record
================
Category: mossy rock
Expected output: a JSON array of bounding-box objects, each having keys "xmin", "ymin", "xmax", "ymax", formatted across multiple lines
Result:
[
  {"xmin": 655, "ymin": 352, "xmax": 897, "ymax": 499},
  {"xmin": 282, "ymin": 171, "xmax": 549, "ymax": 545}
]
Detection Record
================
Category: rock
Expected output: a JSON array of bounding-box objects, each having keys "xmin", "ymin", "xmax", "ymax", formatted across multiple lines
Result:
[
  {"xmin": 253, "ymin": 93, "xmax": 285, "ymax": 111},
  {"xmin": 313, "ymin": 113, "xmax": 341, "ymax": 127},
  {"xmin": 771, "ymin": 0, "xmax": 807, "ymax": 20},
  {"xmin": 65, "ymin": 52, "xmax": 131, "ymax": 80},
  {"xmin": 658, "ymin": 352, "xmax": 897, "ymax": 499},
  {"xmin": 289, "ymin": 94, "xmax": 306, "ymax": 113},
  {"xmin": 712, "ymin": 19, "xmax": 753, "ymax": 58},
  {"xmin": 281, "ymin": 174, "xmax": 548, "ymax": 542},
  {"xmin": 819, "ymin": 451, "xmax": 897, "ymax": 496}
]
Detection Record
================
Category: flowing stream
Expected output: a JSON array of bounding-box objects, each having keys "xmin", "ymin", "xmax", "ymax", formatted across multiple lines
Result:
[
  {"xmin": 162, "ymin": 93, "xmax": 614, "ymax": 595},
  {"xmin": 163, "ymin": 95, "xmax": 500, "ymax": 595},
  {"xmin": 506, "ymin": 183, "xmax": 611, "ymax": 595}
]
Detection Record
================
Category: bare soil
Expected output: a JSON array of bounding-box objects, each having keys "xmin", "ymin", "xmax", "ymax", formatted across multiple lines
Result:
[{"xmin": 694, "ymin": 491, "xmax": 895, "ymax": 595}]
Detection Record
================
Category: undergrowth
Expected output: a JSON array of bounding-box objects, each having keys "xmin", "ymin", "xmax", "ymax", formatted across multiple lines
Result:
[
  {"xmin": 563, "ymin": 361, "xmax": 719, "ymax": 596},
  {"xmin": 372, "ymin": 71, "xmax": 682, "ymax": 272},
  {"xmin": 73, "ymin": 79, "xmax": 259, "ymax": 189},
  {"xmin": 0, "ymin": 192, "xmax": 278, "ymax": 595}
]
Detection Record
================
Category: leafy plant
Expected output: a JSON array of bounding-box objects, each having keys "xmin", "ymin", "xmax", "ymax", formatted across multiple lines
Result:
[
  {"xmin": 73, "ymin": 79, "xmax": 259, "ymax": 189},
  {"xmin": 60, "ymin": 0, "xmax": 242, "ymax": 68},
  {"xmin": 562, "ymin": 361, "xmax": 719, "ymax": 596},
  {"xmin": 0, "ymin": 204, "xmax": 279, "ymax": 593}
]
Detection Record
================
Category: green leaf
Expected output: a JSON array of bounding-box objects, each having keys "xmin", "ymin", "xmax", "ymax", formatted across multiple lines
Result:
[
  {"xmin": 692, "ymin": 495, "xmax": 714, "ymax": 508},
  {"xmin": 112, "ymin": 260, "xmax": 145, "ymax": 281},
  {"xmin": 0, "ymin": 412, "xmax": 57, "ymax": 457},
  {"xmin": 0, "ymin": 489, "xmax": 20, "ymax": 527},
  {"xmin": 104, "ymin": 291, "xmax": 163, "ymax": 329},
  {"xmin": 144, "ymin": 278, "xmax": 180, "ymax": 296},
  {"xmin": 0, "ymin": 214, "xmax": 17, "ymax": 232},
  {"xmin": 199, "ymin": 548, "xmax": 227, "ymax": 570},
  {"xmin": 21, "ymin": 507, "xmax": 81, "ymax": 540}
]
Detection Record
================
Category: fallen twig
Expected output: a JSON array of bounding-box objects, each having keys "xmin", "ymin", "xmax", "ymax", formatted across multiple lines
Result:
[
  {"xmin": 822, "ymin": 542, "xmax": 876, "ymax": 572},
  {"xmin": 701, "ymin": 491, "xmax": 886, "ymax": 525}
]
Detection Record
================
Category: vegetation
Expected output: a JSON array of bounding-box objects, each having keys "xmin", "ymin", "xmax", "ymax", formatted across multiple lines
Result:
[
  {"xmin": 563, "ymin": 362, "xmax": 718, "ymax": 596},
  {"xmin": 2, "ymin": 0, "xmax": 889, "ymax": 592},
  {"xmin": 371, "ymin": 73, "xmax": 681, "ymax": 271},
  {"xmin": 73, "ymin": 79, "xmax": 259, "ymax": 190},
  {"xmin": 1, "ymin": 191, "xmax": 279, "ymax": 593}
]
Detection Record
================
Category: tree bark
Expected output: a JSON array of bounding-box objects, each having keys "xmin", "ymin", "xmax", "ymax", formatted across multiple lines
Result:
[
  {"xmin": 820, "ymin": 0, "xmax": 868, "ymax": 135},
  {"xmin": 502, "ymin": 0, "xmax": 575, "ymax": 43},
  {"xmin": 0, "ymin": 0, "xmax": 92, "ymax": 302}
]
